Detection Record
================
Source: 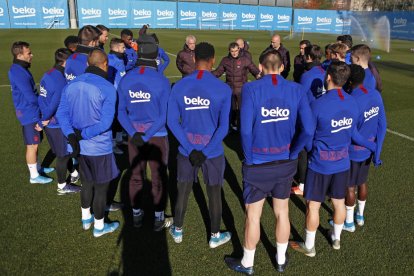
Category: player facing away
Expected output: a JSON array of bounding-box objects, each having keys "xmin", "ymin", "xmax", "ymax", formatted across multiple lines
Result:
[
  {"xmin": 117, "ymin": 34, "xmax": 172, "ymax": 231},
  {"xmin": 342, "ymin": 64, "xmax": 386, "ymax": 231},
  {"xmin": 8, "ymin": 41, "xmax": 54, "ymax": 184},
  {"xmin": 57, "ymin": 50, "xmax": 120, "ymax": 237},
  {"xmin": 38, "ymin": 48, "xmax": 81, "ymax": 194},
  {"xmin": 351, "ymin": 44, "xmax": 377, "ymax": 90},
  {"xmin": 64, "ymin": 25, "xmax": 101, "ymax": 82},
  {"xmin": 224, "ymin": 49, "xmax": 315, "ymax": 274},
  {"xmin": 167, "ymin": 42, "xmax": 232, "ymax": 248},
  {"xmin": 291, "ymin": 61, "xmax": 376, "ymax": 256}
]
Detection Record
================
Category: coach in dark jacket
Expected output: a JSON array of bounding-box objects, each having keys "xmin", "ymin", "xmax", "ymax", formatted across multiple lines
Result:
[
  {"xmin": 213, "ymin": 42, "xmax": 260, "ymax": 129},
  {"xmin": 263, "ymin": 34, "xmax": 291, "ymax": 79},
  {"xmin": 176, "ymin": 35, "xmax": 196, "ymax": 77}
]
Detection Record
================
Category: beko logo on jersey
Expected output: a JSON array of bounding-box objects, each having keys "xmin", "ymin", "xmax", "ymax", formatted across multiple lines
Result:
[
  {"xmin": 261, "ymin": 107, "xmax": 290, "ymax": 123},
  {"xmin": 39, "ymin": 85, "xmax": 47, "ymax": 97},
  {"xmin": 81, "ymin": 8, "xmax": 101, "ymax": 19},
  {"xmin": 65, "ymin": 73, "xmax": 76, "ymax": 81},
  {"xmin": 42, "ymin": 7, "xmax": 64, "ymax": 17},
  {"xmin": 184, "ymin": 96, "xmax": 210, "ymax": 110},
  {"xmin": 364, "ymin": 106, "xmax": 379, "ymax": 122},
  {"xmin": 297, "ymin": 16, "xmax": 312, "ymax": 24},
  {"xmin": 129, "ymin": 90, "xmax": 151, "ymax": 103},
  {"xmin": 120, "ymin": 71, "xmax": 126, "ymax": 77},
  {"xmin": 12, "ymin": 6, "xmax": 36, "ymax": 18},
  {"xmin": 331, "ymin": 117, "xmax": 352, "ymax": 133}
]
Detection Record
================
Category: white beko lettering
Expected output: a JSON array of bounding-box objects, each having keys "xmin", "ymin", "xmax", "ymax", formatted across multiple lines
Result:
[
  {"xmin": 129, "ymin": 90, "xmax": 151, "ymax": 103},
  {"xmin": 261, "ymin": 107, "xmax": 290, "ymax": 123},
  {"xmin": 364, "ymin": 106, "xmax": 379, "ymax": 122},
  {"xmin": 184, "ymin": 96, "xmax": 210, "ymax": 110},
  {"xmin": 12, "ymin": 6, "xmax": 36, "ymax": 19},
  {"xmin": 331, "ymin": 117, "xmax": 353, "ymax": 133}
]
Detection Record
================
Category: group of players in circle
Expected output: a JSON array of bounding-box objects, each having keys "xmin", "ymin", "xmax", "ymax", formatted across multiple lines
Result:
[{"xmin": 8, "ymin": 23, "xmax": 386, "ymax": 274}]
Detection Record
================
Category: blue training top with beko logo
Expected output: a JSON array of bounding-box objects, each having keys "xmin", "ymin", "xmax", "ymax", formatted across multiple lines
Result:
[
  {"xmin": 363, "ymin": 68, "xmax": 376, "ymax": 90},
  {"xmin": 300, "ymin": 65, "xmax": 326, "ymax": 104},
  {"xmin": 117, "ymin": 66, "xmax": 170, "ymax": 141},
  {"xmin": 56, "ymin": 71, "xmax": 116, "ymax": 156},
  {"xmin": 108, "ymin": 53, "xmax": 126, "ymax": 89},
  {"xmin": 64, "ymin": 52, "xmax": 88, "ymax": 82},
  {"xmin": 38, "ymin": 65, "xmax": 67, "ymax": 128},
  {"xmin": 8, "ymin": 62, "xmax": 41, "ymax": 126},
  {"xmin": 349, "ymin": 85, "xmax": 386, "ymax": 164},
  {"xmin": 241, "ymin": 74, "xmax": 315, "ymax": 165},
  {"xmin": 124, "ymin": 46, "xmax": 138, "ymax": 72},
  {"xmin": 308, "ymin": 88, "xmax": 376, "ymax": 175},
  {"xmin": 167, "ymin": 70, "xmax": 232, "ymax": 158}
]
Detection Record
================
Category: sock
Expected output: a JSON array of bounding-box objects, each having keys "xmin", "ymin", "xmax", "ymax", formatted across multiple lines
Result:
[
  {"xmin": 37, "ymin": 163, "xmax": 41, "ymax": 171},
  {"xmin": 211, "ymin": 232, "xmax": 220, "ymax": 238},
  {"xmin": 133, "ymin": 208, "xmax": 143, "ymax": 216},
  {"xmin": 71, "ymin": 169, "xmax": 78, "ymax": 177},
  {"xmin": 241, "ymin": 247, "xmax": 255, "ymax": 268},
  {"xmin": 357, "ymin": 200, "xmax": 366, "ymax": 216},
  {"xmin": 58, "ymin": 183, "xmax": 66, "ymax": 189},
  {"xmin": 333, "ymin": 223, "xmax": 344, "ymax": 241},
  {"xmin": 298, "ymin": 183, "xmax": 304, "ymax": 191},
  {"xmin": 28, "ymin": 163, "xmax": 39, "ymax": 179},
  {"xmin": 305, "ymin": 229, "xmax": 316, "ymax": 249},
  {"xmin": 346, "ymin": 205, "xmax": 355, "ymax": 223},
  {"xmin": 276, "ymin": 242, "xmax": 288, "ymax": 265},
  {"xmin": 94, "ymin": 218, "xmax": 104, "ymax": 230},
  {"xmin": 81, "ymin": 207, "xmax": 91, "ymax": 220},
  {"xmin": 155, "ymin": 211, "xmax": 164, "ymax": 221},
  {"xmin": 116, "ymin": 132, "xmax": 123, "ymax": 143}
]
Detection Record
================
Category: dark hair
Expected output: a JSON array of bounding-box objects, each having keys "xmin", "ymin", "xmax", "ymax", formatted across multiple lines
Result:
[
  {"xmin": 96, "ymin": 24, "xmax": 109, "ymax": 32},
  {"xmin": 259, "ymin": 48, "xmax": 282, "ymax": 70},
  {"xmin": 55, "ymin": 48, "xmax": 72, "ymax": 65},
  {"xmin": 64, "ymin": 35, "xmax": 78, "ymax": 48},
  {"xmin": 347, "ymin": 64, "xmax": 365, "ymax": 88},
  {"xmin": 78, "ymin": 25, "xmax": 101, "ymax": 45},
  {"xmin": 304, "ymin": 45, "xmax": 322, "ymax": 62},
  {"xmin": 327, "ymin": 60, "xmax": 350, "ymax": 87},
  {"xmin": 299, "ymin": 40, "xmax": 311, "ymax": 47},
  {"xmin": 331, "ymin": 42, "xmax": 347, "ymax": 59},
  {"xmin": 110, "ymin": 38, "xmax": 124, "ymax": 49},
  {"xmin": 351, "ymin": 44, "xmax": 371, "ymax": 61},
  {"xmin": 337, "ymin": 34, "xmax": 353, "ymax": 48},
  {"xmin": 325, "ymin": 43, "xmax": 333, "ymax": 52},
  {"xmin": 151, "ymin": 33, "xmax": 159, "ymax": 45},
  {"xmin": 195, "ymin": 42, "xmax": 215, "ymax": 62},
  {"xmin": 11, "ymin": 41, "xmax": 30, "ymax": 58},
  {"xmin": 121, "ymin": 29, "xmax": 133, "ymax": 37},
  {"xmin": 228, "ymin": 42, "xmax": 239, "ymax": 50}
]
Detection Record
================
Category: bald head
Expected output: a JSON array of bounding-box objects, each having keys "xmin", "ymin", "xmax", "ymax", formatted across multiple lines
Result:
[
  {"xmin": 87, "ymin": 49, "xmax": 108, "ymax": 72},
  {"xmin": 271, "ymin": 34, "xmax": 281, "ymax": 49},
  {"xmin": 235, "ymin": 38, "xmax": 245, "ymax": 49}
]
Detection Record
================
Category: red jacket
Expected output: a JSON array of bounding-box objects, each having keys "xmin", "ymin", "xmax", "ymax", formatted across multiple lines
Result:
[
  {"xmin": 212, "ymin": 54, "xmax": 260, "ymax": 94},
  {"xmin": 176, "ymin": 44, "xmax": 195, "ymax": 77}
]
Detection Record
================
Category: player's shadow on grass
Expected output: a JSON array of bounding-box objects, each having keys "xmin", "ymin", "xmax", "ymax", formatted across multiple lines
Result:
[
  {"xmin": 223, "ymin": 131, "xmax": 244, "ymax": 161},
  {"xmin": 110, "ymin": 144, "xmax": 172, "ymax": 276}
]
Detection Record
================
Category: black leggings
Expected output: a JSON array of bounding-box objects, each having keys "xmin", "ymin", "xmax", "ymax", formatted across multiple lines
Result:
[
  {"xmin": 55, "ymin": 155, "xmax": 73, "ymax": 184},
  {"xmin": 81, "ymin": 181, "xmax": 110, "ymax": 220},
  {"xmin": 174, "ymin": 182, "xmax": 222, "ymax": 233},
  {"xmin": 297, "ymin": 150, "xmax": 308, "ymax": 184}
]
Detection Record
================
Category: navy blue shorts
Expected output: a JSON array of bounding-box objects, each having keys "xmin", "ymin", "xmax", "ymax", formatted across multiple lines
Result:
[
  {"xmin": 79, "ymin": 153, "xmax": 119, "ymax": 184},
  {"xmin": 22, "ymin": 123, "xmax": 42, "ymax": 145},
  {"xmin": 45, "ymin": 127, "xmax": 68, "ymax": 157},
  {"xmin": 304, "ymin": 169, "xmax": 350, "ymax": 202},
  {"xmin": 349, "ymin": 159, "xmax": 371, "ymax": 187},
  {"xmin": 177, "ymin": 154, "xmax": 225, "ymax": 186},
  {"xmin": 243, "ymin": 159, "xmax": 297, "ymax": 204}
]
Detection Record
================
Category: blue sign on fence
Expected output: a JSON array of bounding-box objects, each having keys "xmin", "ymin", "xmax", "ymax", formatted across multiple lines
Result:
[
  {"xmin": 258, "ymin": 6, "xmax": 291, "ymax": 31},
  {"xmin": 199, "ymin": 3, "xmax": 220, "ymax": 30},
  {"xmin": 8, "ymin": 0, "xmax": 39, "ymax": 28},
  {"xmin": 77, "ymin": 0, "xmax": 103, "ymax": 27},
  {"xmin": 40, "ymin": 0, "xmax": 69, "ymax": 29},
  {"xmin": 106, "ymin": 1, "xmax": 129, "ymax": 28},
  {"xmin": 177, "ymin": 2, "xmax": 198, "ymax": 29},
  {"xmin": 153, "ymin": 2, "xmax": 176, "ymax": 29},
  {"xmin": 130, "ymin": 1, "xmax": 153, "ymax": 28},
  {"xmin": 0, "ymin": 0, "xmax": 10, "ymax": 28},
  {"xmin": 293, "ymin": 9, "xmax": 351, "ymax": 35}
]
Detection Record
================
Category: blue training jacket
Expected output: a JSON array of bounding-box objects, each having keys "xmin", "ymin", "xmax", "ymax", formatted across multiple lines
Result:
[
  {"xmin": 56, "ymin": 68, "xmax": 116, "ymax": 156},
  {"xmin": 167, "ymin": 70, "xmax": 232, "ymax": 158},
  {"xmin": 156, "ymin": 47, "xmax": 170, "ymax": 74},
  {"xmin": 38, "ymin": 65, "xmax": 67, "ymax": 128},
  {"xmin": 108, "ymin": 53, "xmax": 126, "ymax": 89},
  {"xmin": 363, "ymin": 68, "xmax": 376, "ymax": 90},
  {"xmin": 117, "ymin": 66, "xmax": 170, "ymax": 141},
  {"xmin": 308, "ymin": 88, "xmax": 376, "ymax": 175},
  {"xmin": 300, "ymin": 65, "xmax": 326, "ymax": 104},
  {"xmin": 349, "ymin": 85, "xmax": 386, "ymax": 165},
  {"xmin": 241, "ymin": 74, "xmax": 315, "ymax": 165},
  {"xmin": 124, "ymin": 46, "xmax": 137, "ymax": 71},
  {"xmin": 64, "ymin": 52, "xmax": 88, "ymax": 82},
  {"xmin": 8, "ymin": 61, "xmax": 41, "ymax": 126}
]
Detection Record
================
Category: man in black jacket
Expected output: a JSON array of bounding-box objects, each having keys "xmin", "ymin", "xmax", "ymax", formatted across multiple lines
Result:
[{"xmin": 262, "ymin": 34, "xmax": 291, "ymax": 79}]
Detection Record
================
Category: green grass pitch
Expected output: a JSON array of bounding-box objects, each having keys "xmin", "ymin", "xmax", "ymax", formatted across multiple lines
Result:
[{"xmin": 0, "ymin": 29, "xmax": 413, "ymax": 275}]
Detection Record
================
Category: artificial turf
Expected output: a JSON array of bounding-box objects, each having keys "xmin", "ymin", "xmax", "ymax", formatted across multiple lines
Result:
[{"xmin": 0, "ymin": 29, "xmax": 413, "ymax": 275}]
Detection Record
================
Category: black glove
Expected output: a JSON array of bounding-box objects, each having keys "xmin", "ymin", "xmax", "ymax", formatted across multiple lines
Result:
[
  {"xmin": 131, "ymin": 132, "xmax": 145, "ymax": 147},
  {"xmin": 68, "ymin": 133, "xmax": 80, "ymax": 157},
  {"xmin": 189, "ymin": 150, "xmax": 207, "ymax": 167},
  {"xmin": 73, "ymin": 128, "xmax": 83, "ymax": 141}
]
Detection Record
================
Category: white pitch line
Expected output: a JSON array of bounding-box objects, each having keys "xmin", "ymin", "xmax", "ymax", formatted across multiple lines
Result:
[
  {"xmin": 166, "ymin": 51, "xmax": 177, "ymax": 57},
  {"xmin": 386, "ymin": 128, "xmax": 414, "ymax": 142}
]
